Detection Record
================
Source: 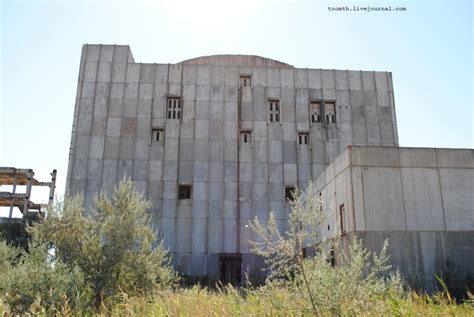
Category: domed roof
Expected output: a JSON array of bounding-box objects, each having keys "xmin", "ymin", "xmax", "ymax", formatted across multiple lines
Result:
[{"xmin": 179, "ymin": 54, "xmax": 293, "ymax": 68}]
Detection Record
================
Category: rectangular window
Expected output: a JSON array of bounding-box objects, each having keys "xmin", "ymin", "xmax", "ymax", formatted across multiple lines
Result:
[
  {"xmin": 166, "ymin": 97, "xmax": 182, "ymax": 120},
  {"xmin": 298, "ymin": 132, "xmax": 309, "ymax": 146},
  {"xmin": 339, "ymin": 204, "xmax": 345, "ymax": 235},
  {"xmin": 240, "ymin": 130, "xmax": 252, "ymax": 144},
  {"xmin": 268, "ymin": 99, "xmax": 280, "ymax": 123},
  {"xmin": 310, "ymin": 101, "xmax": 322, "ymax": 123},
  {"xmin": 178, "ymin": 184, "xmax": 192, "ymax": 200},
  {"xmin": 151, "ymin": 128, "xmax": 164, "ymax": 143},
  {"xmin": 239, "ymin": 75, "xmax": 251, "ymax": 88},
  {"xmin": 324, "ymin": 102, "xmax": 336, "ymax": 124},
  {"xmin": 285, "ymin": 186, "xmax": 296, "ymax": 202}
]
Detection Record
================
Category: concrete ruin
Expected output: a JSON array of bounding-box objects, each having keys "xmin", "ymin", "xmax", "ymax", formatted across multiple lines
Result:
[{"xmin": 66, "ymin": 44, "xmax": 472, "ymax": 285}]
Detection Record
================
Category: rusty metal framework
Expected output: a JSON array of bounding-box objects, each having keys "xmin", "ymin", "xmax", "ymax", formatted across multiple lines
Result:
[{"xmin": 0, "ymin": 167, "xmax": 56, "ymax": 217}]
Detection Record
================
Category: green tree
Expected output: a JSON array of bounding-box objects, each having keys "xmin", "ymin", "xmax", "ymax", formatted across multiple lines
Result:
[
  {"xmin": 250, "ymin": 182, "xmax": 403, "ymax": 315},
  {"xmin": 1, "ymin": 179, "xmax": 177, "ymax": 314}
]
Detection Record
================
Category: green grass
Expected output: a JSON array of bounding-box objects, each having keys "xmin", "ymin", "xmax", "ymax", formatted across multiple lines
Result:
[{"xmin": 100, "ymin": 287, "xmax": 473, "ymax": 316}]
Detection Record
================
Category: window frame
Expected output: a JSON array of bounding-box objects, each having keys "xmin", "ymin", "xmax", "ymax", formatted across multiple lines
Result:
[
  {"xmin": 310, "ymin": 101, "xmax": 322, "ymax": 124},
  {"xmin": 150, "ymin": 127, "xmax": 164, "ymax": 145},
  {"xmin": 268, "ymin": 99, "xmax": 281, "ymax": 123},
  {"xmin": 240, "ymin": 129, "xmax": 253, "ymax": 147},
  {"xmin": 239, "ymin": 75, "xmax": 252, "ymax": 88},
  {"xmin": 166, "ymin": 96, "xmax": 182, "ymax": 120}
]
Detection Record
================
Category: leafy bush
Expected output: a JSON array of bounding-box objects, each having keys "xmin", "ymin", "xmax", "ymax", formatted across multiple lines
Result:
[
  {"xmin": 250, "ymin": 182, "xmax": 403, "ymax": 315},
  {"xmin": 0, "ymin": 180, "xmax": 177, "ymax": 314}
]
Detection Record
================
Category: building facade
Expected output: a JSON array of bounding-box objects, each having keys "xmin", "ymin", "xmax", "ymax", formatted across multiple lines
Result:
[
  {"xmin": 315, "ymin": 146, "xmax": 474, "ymax": 291},
  {"xmin": 67, "ymin": 44, "xmax": 399, "ymax": 280}
]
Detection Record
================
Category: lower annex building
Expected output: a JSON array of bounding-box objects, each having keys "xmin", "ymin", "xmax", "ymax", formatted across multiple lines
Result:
[{"xmin": 66, "ymin": 44, "xmax": 473, "ymax": 287}]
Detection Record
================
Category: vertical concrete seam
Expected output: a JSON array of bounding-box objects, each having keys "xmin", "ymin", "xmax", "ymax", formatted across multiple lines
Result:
[
  {"xmin": 99, "ymin": 45, "xmax": 116, "ymax": 190},
  {"xmin": 435, "ymin": 149, "xmax": 448, "ymax": 231},
  {"xmin": 398, "ymin": 149, "xmax": 408, "ymax": 231},
  {"xmin": 388, "ymin": 72, "xmax": 399, "ymax": 145},
  {"xmin": 148, "ymin": 62, "xmax": 158, "ymax": 237},
  {"xmin": 373, "ymin": 71, "xmax": 382, "ymax": 145},
  {"xmin": 83, "ymin": 44, "xmax": 102, "ymax": 200},
  {"xmin": 114, "ymin": 47, "xmax": 130, "ymax": 187},
  {"xmin": 360, "ymin": 70, "xmax": 369, "ymax": 146}
]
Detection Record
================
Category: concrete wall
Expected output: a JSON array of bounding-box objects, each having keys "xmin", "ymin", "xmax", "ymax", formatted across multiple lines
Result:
[
  {"xmin": 314, "ymin": 146, "xmax": 474, "ymax": 290},
  {"xmin": 66, "ymin": 44, "xmax": 399, "ymax": 278}
]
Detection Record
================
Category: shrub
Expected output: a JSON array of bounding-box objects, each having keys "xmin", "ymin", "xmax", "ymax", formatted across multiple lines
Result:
[{"xmin": 0, "ymin": 179, "xmax": 178, "ymax": 314}]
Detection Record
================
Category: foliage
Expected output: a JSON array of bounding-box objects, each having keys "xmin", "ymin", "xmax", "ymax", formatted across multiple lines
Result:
[
  {"xmin": 0, "ymin": 180, "xmax": 177, "ymax": 315},
  {"xmin": 250, "ymin": 181, "xmax": 404, "ymax": 315},
  {"xmin": 0, "ymin": 212, "xmax": 40, "ymax": 250}
]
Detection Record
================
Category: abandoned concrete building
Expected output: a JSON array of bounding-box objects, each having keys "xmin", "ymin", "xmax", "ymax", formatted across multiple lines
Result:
[{"xmin": 66, "ymin": 44, "xmax": 473, "ymax": 286}]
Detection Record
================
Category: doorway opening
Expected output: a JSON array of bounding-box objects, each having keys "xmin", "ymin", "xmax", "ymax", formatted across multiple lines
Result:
[{"xmin": 219, "ymin": 253, "xmax": 242, "ymax": 286}]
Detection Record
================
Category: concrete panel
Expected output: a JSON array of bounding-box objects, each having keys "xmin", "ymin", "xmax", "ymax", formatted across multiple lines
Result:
[
  {"xmin": 308, "ymin": 69, "xmax": 321, "ymax": 89},
  {"xmin": 295, "ymin": 69, "xmax": 308, "ymax": 88},
  {"xmin": 283, "ymin": 141, "xmax": 297, "ymax": 164},
  {"xmin": 195, "ymin": 120, "xmax": 209, "ymax": 139},
  {"xmin": 112, "ymin": 63, "xmax": 126, "ymax": 83},
  {"xmin": 207, "ymin": 218, "xmax": 223, "ymax": 253},
  {"xmin": 210, "ymin": 85, "xmax": 224, "ymax": 102},
  {"xmin": 104, "ymin": 137, "xmax": 120, "ymax": 159},
  {"xmin": 192, "ymin": 199, "xmax": 207, "ymax": 218},
  {"xmin": 182, "ymin": 65, "xmax": 196, "ymax": 84},
  {"xmin": 224, "ymin": 162, "xmax": 238, "ymax": 182},
  {"xmin": 280, "ymin": 68, "xmax": 294, "ymax": 88},
  {"xmin": 348, "ymin": 71, "xmax": 362, "ymax": 90},
  {"xmin": 399, "ymin": 148, "xmax": 437, "ymax": 168},
  {"xmin": 224, "ymin": 142, "xmax": 238, "ymax": 162},
  {"xmin": 139, "ymin": 63, "xmax": 155, "ymax": 83},
  {"xmin": 223, "ymin": 219, "xmax": 238, "ymax": 252},
  {"xmin": 117, "ymin": 159, "xmax": 133, "ymax": 179},
  {"xmin": 97, "ymin": 62, "xmax": 112, "ymax": 82},
  {"xmin": 374, "ymin": 72, "xmax": 389, "ymax": 91},
  {"xmin": 191, "ymin": 218, "xmax": 207, "ymax": 253},
  {"xmin": 239, "ymin": 162, "xmax": 253, "ymax": 183},
  {"xmin": 196, "ymin": 65, "xmax": 211, "ymax": 85},
  {"xmin": 351, "ymin": 167, "xmax": 366, "ymax": 231},
  {"xmin": 322, "ymin": 70, "xmax": 335, "ymax": 89},
  {"xmin": 224, "ymin": 66, "xmax": 238, "ymax": 86},
  {"xmin": 283, "ymin": 163, "xmax": 297, "ymax": 185},
  {"xmin": 209, "ymin": 120, "xmax": 224, "ymax": 139},
  {"xmin": 436, "ymin": 149, "xmax": 474, "ymax": 168},
  {"xmin": 178, "ymin": 161, "xmax": 193, "ymax": 182},
  {"xmin": 195, "ymin": 101, "xmax": 209, "ymax": 120},
  {"xmin": 89, "ymin": 136, "xmax": 105, "ymax": 159},
  {"xmin": 209, "ymin": 162, "xmax": 224, "ymax": 181},
  {"xmin": 335, "ymin": 70, "xmax": 349, "ymax": 90},
  {"xmin": 193, "ymin": 162, "xmax": 209, "ymax": 181},
  {"xmin": 210, "ymin": 65, "xmax": 225, "ymax": 85},
  {"xmin": 361, "ymin": 71, "xmax": 375, "ymax": 91},
  {"xmin": 401, "ymin": 168, "xmax": 444, "ymax": 231},
  {"xmin": 252, "ymin": 67, "xmax": 266, "ymax": 87},
  {"xmin": 351, "ymin": 145, "xmax": 400, "ymax": 167},
  {"xmin": 162, "ymin": 181, "xmax": 177, "ymax": 200},
  {"xmin": 122, "ymin": 99, "xmax": 137, "ymax": 118},
  {"xmin": 439, "ymin": 168, "xmax": 474, "ymax": 231},
  {"xmin": 149, "ymin": 161, "xmax": 163, "ymax": 181},
  {"xmin": 362, "ymin": 167, "xmax": 406, "ymax": 231},
  {"xmin": 266, "ymin": 68, "xmax": 280, "ymax": 87},
  {"xmin": 176, "ymin": 217, "xmax": 192, "ymax": 252}
]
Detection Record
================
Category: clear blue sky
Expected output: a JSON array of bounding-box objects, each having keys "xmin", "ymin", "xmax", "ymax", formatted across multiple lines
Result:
[{"xmin": 0, "ymin": 0, "xmax": 472, "ymax": 208}]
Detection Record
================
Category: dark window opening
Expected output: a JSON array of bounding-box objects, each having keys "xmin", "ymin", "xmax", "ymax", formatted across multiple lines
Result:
[
  {"xmin": 167, "ymin": 97, "xmax": 181, "ymax": 120},
  {"xmin": 240, "ymin": 130, "xmax": 252, "ymax": 144},
  {"xmin": 178, "ymin": 184, "xmax": 192, "ymax": 200},
  {"xmin": 240, "ymin": 75, "xmax": 251, "ymax": 88},
  {"xmin": 219, "ymin": 254, "xmax": 242, "ymax": 286},
  {"xmin": 298, "ymin": 133, "xmax": 309, "ymax": 145},
  {"xmin": 268, "ymin": 100, "xmax": 280, "ymax": 123},
  {"xmin": 311, "ymin": 102, "xmax": 322, "ymax": 123},
  {"xmin": 327, "ymin": 224, "xmax": 330, "ymax": 231},
  {"xmin": 339, "ymin": 204, "xmax": 345, "ymax": 235},
  {"xmin": 152, "ymin": 128, "xmax": 164, "ymax": 142},
  {"xmin": 330, "ymin": 249, "xmax": 336, "ymax": 267},
  {"xmin": 285, "ymin": 186, "xmax": 296, "ymax": 202}
]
